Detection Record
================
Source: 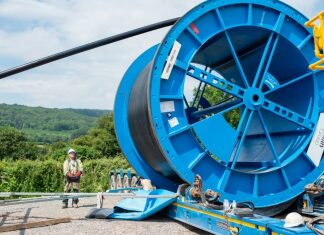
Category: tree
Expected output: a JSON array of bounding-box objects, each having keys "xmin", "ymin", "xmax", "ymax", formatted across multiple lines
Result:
[
  {"xmin": 0, "ymin": 127, "xmax": 39, "ymax": 160},
  {"xmin": 90, "ymin": 114, "xmax": 121, "ymax": 156},
  {"xmin": 69, "ymin": 114, "xmax": 121, "ymax": 158}
]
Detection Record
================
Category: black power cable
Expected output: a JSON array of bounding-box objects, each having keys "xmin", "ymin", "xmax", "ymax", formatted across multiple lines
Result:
[{"xmin": 0, "ymin": 17, "xmax": 180, "ymax": 80}]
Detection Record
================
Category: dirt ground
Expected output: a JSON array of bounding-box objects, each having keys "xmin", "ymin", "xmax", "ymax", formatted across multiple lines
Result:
[{"xmin": 0, "ymin": 196, "xmax": 209, "ymax": 235}]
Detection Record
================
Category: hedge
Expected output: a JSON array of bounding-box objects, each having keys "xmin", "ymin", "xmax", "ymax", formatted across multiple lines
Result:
[{"xmin": 0, "ymin": 157, "xmax": 130, "ymax": 193}]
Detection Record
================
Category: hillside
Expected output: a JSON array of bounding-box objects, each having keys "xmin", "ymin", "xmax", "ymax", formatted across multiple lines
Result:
[{"xmin": 0, "ymin": 103, "xmax": 111, "ymax": 144}]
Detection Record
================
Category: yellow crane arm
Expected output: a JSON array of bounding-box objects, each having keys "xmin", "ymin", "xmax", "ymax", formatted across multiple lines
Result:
[{"xmin": 305, "ymin": 11, "xmax": 324, "ymax": 70}]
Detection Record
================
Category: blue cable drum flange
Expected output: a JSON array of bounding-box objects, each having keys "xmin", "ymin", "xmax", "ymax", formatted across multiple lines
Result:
[
  {"xmin": 115, "ymin": 0, "xmax": 324, "ymax": 214},
  {"xmin": 114, "ymin": 45, "xmax": 179, "ymax": 191}
]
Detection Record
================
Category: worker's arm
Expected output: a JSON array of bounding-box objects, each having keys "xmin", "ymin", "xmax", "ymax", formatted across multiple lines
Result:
[{"xmin": 63, "ymin": 160, "xmax": 70, "ymax": 176}]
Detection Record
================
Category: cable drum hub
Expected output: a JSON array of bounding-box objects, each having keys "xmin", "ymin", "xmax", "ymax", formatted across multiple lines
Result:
[
  {"xmin": 114, "ymin": 0, "xmax": 324, "ymax": 215},
  {"xmin": 244, "ymin": 88, "xmax": 265, "ymax": 110}
]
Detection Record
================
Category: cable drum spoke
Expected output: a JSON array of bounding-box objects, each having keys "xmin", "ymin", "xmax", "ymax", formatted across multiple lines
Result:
[
  {"xmin": 257, "ymin": 110, "xmax": 281, "ymax": 165},
  {"xmin": 224, "ymin": 31, "xmax": 250, "ymax": 88},
  {"xmin": 236, "ymin": 107, "xmax": 249, "ymax": 134},
  {"xmin": 226, "ymin": 107, "xmax": 249, "ymax": 165},
  {"xmin": 229, "ymin": 110, "xmax": 255, "ymax": 169},
  {"xmin": 252, "ymin": 33, "xmax": 280, "ymax": 89},
  {"xmin": 191, "ymin": 102, "xmax": 244, "ymax": 128},
  {"xmin": 215, "ymin": 8, "xmax": 250, "ymax": 88},
  {"xmin": 192, "ymin": 80, "xmax": 203, "ymax": 107},
  {"xmin": 264, "ymin": 71, "xmax": 314, "ymax": 95},
  {"xmin": 195, "ymin": 83, "xmax": 207, "ymax": 109},
  {"xmin": 262, "ymin": 99, "xmax": 314, "ymax": 131},
  {"xmin": 187, "ymin": 64, "xmax": 246, "ymax": 99},
  {"xmin": 190, "ymin": 98, "xmax": 242, "ymax": 119},
  {"xmin": 259, "ymin": 35, "xmax": 279, "ymax": 89},
  {"xmin": 192, "ymin": 67, "xmax": 210, "ymax": 108},
  {"xmin": 252, "ymin": 32, "xmax": 274, "ymax": 87}
]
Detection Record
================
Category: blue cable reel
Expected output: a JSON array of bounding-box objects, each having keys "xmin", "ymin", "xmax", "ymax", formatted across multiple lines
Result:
[{"xmin": 114, "ymin": 0, "xmax": 324, "ymax": 215}]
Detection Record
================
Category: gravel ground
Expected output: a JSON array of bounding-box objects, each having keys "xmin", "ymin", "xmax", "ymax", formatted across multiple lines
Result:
[{"xmin": 0, "ymin": 196, "xmax": 209, "ymax": 235}]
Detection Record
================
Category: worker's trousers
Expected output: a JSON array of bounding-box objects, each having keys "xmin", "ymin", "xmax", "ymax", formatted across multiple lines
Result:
[{"xmin": 62, "ymin": 178, "xmax": 80, "ymax": 205}]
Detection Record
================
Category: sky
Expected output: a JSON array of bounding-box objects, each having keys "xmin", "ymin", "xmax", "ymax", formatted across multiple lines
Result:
[{"xmin": 0, "ymin": 0, "xmax": 322, "ymax": 110}]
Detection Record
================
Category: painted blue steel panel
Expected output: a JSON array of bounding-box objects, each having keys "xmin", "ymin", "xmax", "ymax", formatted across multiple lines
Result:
[
  {"xmin": 114, "ymin": 45, "xmax": 178, "ymax": 191},
  {"xmin": 166, "ymin": 200, "xmax": 322, "ymax": 235},
  {"xmin": 115, "ymin": 0, "xmax": 324, "ymax": 210}
]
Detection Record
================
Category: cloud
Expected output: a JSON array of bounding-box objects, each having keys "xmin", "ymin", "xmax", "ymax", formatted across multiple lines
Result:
[
  {"xmin": 283, "ymin": 0, "xmax": 323, "ymax": 17},
  {"xmin": 0, "ymin": 0, "xmax": 321, "ymax": 109}
]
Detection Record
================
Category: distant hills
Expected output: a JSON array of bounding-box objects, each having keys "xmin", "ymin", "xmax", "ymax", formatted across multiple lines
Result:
[{"xmin": 0, "ymin": 103, "xmax": 111, "ymax": 144}]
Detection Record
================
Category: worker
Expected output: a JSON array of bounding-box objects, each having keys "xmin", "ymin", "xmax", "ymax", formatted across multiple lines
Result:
[{"xmin": 62, "ymin": 148, "xmax": 83, "ymax": 209}]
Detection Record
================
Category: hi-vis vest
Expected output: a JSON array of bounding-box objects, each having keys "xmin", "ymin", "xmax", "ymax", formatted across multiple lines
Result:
[{"xmin": 63, "ymin": 158, "xmax": 83, "ymax": 175}]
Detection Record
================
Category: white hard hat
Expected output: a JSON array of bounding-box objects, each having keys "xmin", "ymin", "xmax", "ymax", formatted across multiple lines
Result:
[
  {"xmin": 68, "ymin": 148, "xmax": 76, "ymax": 154},
  {"xmin": 284, "ymin": 212, "xmax": 304, "ymax": 228}
]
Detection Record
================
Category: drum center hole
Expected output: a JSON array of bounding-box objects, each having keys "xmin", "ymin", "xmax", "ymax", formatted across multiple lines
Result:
[{"xmin": 253, "ymin": 94, "xmax": 259, "ymax": 102}]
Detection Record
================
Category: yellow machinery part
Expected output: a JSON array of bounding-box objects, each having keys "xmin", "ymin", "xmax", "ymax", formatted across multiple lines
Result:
[{"xmin": 305, "ymin": 11, "xmax": 324, "ymax": 70}]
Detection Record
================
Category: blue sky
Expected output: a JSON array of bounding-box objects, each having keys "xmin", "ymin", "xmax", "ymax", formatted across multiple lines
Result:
[{"xmin": 0, "ymin": 0, "xmax": 322, "ymax": 109}]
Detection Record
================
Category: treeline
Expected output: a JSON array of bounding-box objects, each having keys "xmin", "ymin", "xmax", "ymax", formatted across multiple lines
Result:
[
  {"xmin": 0, "ymin": 104, "xmax": 111, "ymax": 144},
  {"xmin": 0, "ymin": 114, "xmax": 122, "ymax": 161}
]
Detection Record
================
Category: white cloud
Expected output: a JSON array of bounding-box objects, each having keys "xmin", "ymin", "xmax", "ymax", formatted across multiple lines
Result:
[
  {"xmin": 283, "ymin": 0, "xmax": 323, "ymax": 17},
  {"xmin": 0, "ymin": 0, "xmax": 321, "ymax": 109}
]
